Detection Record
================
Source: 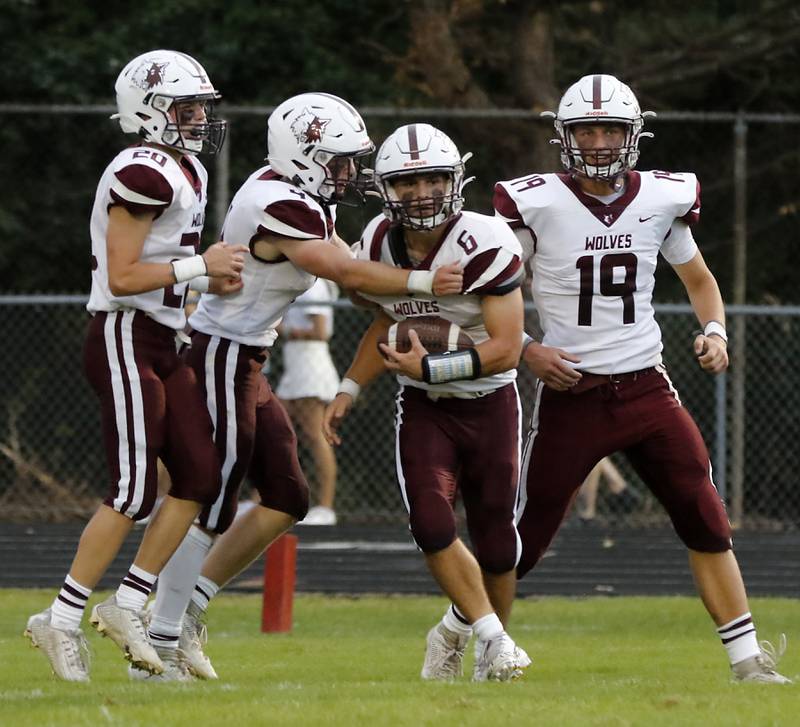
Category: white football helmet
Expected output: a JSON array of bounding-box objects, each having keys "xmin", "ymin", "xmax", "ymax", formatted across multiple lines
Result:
[
  {"xmin": 544, "ymin": 74, "xmax": 654, "ymax": 180},
  {"xmin": 374, "ymin": 124, "xmax": 472, "ymax": 230},
  {"xmin": 267, "ymin": 93, "xmax": 374, "ymax": 203},
  {"xmin": 112, "ymin": 50, "xmax": 226, "ymax": 155}
]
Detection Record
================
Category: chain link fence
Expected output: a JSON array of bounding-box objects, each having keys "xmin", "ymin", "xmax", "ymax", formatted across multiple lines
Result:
[{"xmin": 0, "ymin": 296, "xmax": 797, "ymax": 529}]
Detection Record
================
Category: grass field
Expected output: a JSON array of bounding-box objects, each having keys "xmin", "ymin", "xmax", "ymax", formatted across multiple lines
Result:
[{"xmin": 0, "ymin": 590, "xmax": 796, "ymax": 726}]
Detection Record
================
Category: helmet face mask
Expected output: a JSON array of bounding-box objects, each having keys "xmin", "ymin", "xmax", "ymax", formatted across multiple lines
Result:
[
  {"xmin": 374, "ymin": 124, "xmax": 468, "ymax": 231},
  {"xmin": 546, "ymin": 74, "xmax": 653, "ymax": 182},
  {"xmin": 267, "ymin": 93, "xmax": 374, "ymax": 204},
  {"xmin": 113, "ymin": 50, "xmax": 227, "ymax": 156}
]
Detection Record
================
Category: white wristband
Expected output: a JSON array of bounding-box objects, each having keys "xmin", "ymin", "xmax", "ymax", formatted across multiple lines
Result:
[
  {"xmin": 337, "ymin": 377, "xmax": 361, "ymax": 402},
  {"xmin": 407, "ymin": 270, "xmax": 435, "ymax": 296},
  {"xmin": 171, "ymin": 255, "xmax": 207, "ymax": 283},
  {"xmin": 521, "ymin": 332, "xmax": 535, "ymax": 355},
  {"xmin": 703, "ymin": 320, "xmax": 728, "ymax": 343},
  {"xmin": 189, "ymin": 275, "xmax": 210, "ymax": 293}
]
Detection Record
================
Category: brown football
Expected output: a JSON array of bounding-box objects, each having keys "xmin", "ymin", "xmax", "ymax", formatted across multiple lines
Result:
[{"xmin": 377, "ymin": 315, "xmax": 474, "ymax": 355}]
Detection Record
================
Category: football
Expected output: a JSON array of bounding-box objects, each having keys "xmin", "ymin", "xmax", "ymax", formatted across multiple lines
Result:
[{"xmin": 377, "ymin": 315, "xmax": 474, "ymax": 355}]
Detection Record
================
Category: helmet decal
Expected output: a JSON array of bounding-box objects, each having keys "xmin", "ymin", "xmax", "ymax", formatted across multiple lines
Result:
[
  {"xmin": 291, "ymin": 109, "xmax": 331, "ymax": 144},
  {"xmin": 134, "ymin": 62, "xmax": 168, "ymax": 91}
]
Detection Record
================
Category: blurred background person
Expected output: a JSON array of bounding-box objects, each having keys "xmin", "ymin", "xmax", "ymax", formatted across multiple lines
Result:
[
  {"xmin": 277, "ymin": 278, "xmax": 341, "ymax": 526},
  {"xmin": 575, "ymin": 456, "xmax": 641, "ymax": 524}
]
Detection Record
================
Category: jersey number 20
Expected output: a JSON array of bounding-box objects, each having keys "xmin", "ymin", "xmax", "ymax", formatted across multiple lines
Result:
[{"xmin": 575, "ymin": 253, "xmax": 637, "ymax": 326}]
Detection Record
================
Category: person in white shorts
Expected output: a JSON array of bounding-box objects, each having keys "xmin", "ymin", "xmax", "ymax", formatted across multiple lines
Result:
[{"xmin": 277, "ymin": 278, "xmax": 340, "ymax": 525}]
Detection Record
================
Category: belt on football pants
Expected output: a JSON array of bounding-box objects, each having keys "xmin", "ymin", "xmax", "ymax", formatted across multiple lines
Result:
[{"xmin": 569, "ymin": 366, "xmax": 658, "ymax": 395}]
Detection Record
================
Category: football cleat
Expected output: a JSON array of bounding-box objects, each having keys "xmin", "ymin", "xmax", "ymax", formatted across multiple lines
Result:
[
  {"xmin": 25, "ymin": 608, "xmax": 91, "ymax": 682},
  {"xmin": 732, "ymin": 635, "xmax": 792, "ymax": 684},
  {"xmin": 298, "ymin": 506, "xmax": 337, "ymax": 526},
  {"xmin": 421, "ymin": 623, "xmax": 470, "ymax": 681},
  {"xmin": 179, "ymin": 601, "xmax": 218, "ymax": 680},
  {"xmin": 473, "ymin": 633, "xmax": 530, "ymax": 682},
  {"xmin": 129, "ymin": 645, "xmax": 194, "ymax": 682},
  {"xmin": 90, "ymin": 595, "xmax": 163, "ymax": 674}
]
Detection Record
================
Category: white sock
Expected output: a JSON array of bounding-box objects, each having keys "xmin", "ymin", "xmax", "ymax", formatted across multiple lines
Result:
[
  {"xmin": 472, "ymin": 613, "xmax": 504, "ymax": 643},
  {"xmin": 51, "ymin": 575, "xmax": 92, "ymax": 631},
  {"xmin": 116, "ymin": 564, "xmax": 157, "ymax": 612},
  {"xmin": 191, "ymin": 575, "xmax": 220, "ymax": 612},
  {"xmin": 442, "ymin": 604, "xmax": 473, "ymax": 637},
  {"xmin": 149, "ymin": 526, "xmax": 214, "ymax": 649},
  {"xmin": 717, "ymin": 612, "xmax": 760, "ymax": 665}
]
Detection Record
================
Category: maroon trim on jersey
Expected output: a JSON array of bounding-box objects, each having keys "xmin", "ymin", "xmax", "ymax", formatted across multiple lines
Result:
[
  {"xmin": 462, "ymin": 248, "xmax": 500, "ymax": 290},
  {"xmin": 257, "ymin": 168, "xmax": 283, "ymax": 182},
  {"xmin": 493, "ymin": 183, "xmax": 538, "ymax": 252},
  {"xmin": 179, "ymin": 157, "xmax": 203, "ymax": 197},
  {"xmin": 557, "ymin": 171, "xmax": 642, "ymax": 228},
  {"xmin": 470, "ymin": 256, "xmax": 523, "ymax": 295},
  {"xmin": 370, "ymin": 218, "xmax": 393, "ymax": 261},
  {"xmin": 263, "ymin": 200, "xmax": 326, "ymax": 239},
  {"xmin": 592, "ymin": 75, "xmax": 603, "ymax": 109},
  {"xmin": 416, "ymin": 213, "xmax": 463, "ymax": 270},
  {"xmin": 111, "ymin": 164, "xmax": 173, "ymax": 215},
  {"xmin": 492, "ymin": 184, "xmax": 524, "ymax": 227},
  {"xmin": 679, "ymin": 178, "xmax": 702, "ymax": 226},
  {"xmin": 408, "ymin": 124, "xmax": 421, "ymax": 160}
]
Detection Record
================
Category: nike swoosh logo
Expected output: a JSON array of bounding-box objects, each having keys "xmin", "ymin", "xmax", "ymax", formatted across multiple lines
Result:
[{"xmin": 638, "ymin": 216, "xmax": 654, "ymax": 223}]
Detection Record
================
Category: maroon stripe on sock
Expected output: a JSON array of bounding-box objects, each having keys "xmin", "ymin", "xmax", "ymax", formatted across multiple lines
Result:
[
  {"xmin": 148, "ymin": 631, "xmax": 178, "ymax": 643},
  {"xmin": 718, "ymin": 615, "xmax": 753, "ymax": 634},
  {"xmin": 195, "ymin": 584, "xmax": 211, "ymax": 601},
  {"xmin": 721, "ymin": 627, "xmax": 756, "ymax": 645},
  {"xmin": 451, "ymin": 605, "xmax": 470, "ymax": 626},
  {"xmin": 122, "ymin": 578, "xmax": 152, "ymax": 596},
  {"xmin": 62, "ymin": 583, "xmax": 89, "ymax": 601},
  {"xmin": 57, "ymin": 594, "xmax": 86, "ymax": 610}
]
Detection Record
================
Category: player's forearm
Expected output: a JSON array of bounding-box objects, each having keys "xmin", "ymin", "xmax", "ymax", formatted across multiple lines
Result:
[
  {"xmin": 685, "ymin": 274, "xmax": 725, "ymax": 329},
  {"xmin": 345, "ymin": 317, "xmax": 393, "ymax": 387},
  {"xmin": 475, "ymin": 335, "xmax": 523, "ymax": 376},
  {"xmin": 338, "ymin": 260, "xmax": 415, "ymax": 296},
  {"xmin": 107, "ymin": 261, "xmax": 179, "ymax": 296}
]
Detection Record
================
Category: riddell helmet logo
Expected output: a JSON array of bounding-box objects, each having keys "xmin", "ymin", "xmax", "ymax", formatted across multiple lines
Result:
[
  {"xmin": 291, "ymin": 108, "xmax": 331, "ymax": 144},
  {"xmin": 132, "ymin": 61, "xmax": 169, "ymax": 90}
]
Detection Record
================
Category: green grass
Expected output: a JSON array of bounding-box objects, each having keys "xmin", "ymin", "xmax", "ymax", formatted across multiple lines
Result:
[{"xmin": 0, "ymin": 591, "xmax": 797, "ymax": 726}]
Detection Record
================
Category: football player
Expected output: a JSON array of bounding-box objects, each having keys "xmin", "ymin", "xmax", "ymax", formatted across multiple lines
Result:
[
  {"xmin": 491, "ymin": 74, "xmax": 788, "ymax": 683},
  {"xmin": 25, "ymin": 50, "xmax": 247, "ymax": 682},
  {"xmin": 323, "ymin": 124, "xmax": 531, "ymax": 682},
  {"xmin": 136, "ymin": 96, "xmax": 464, "ymax": 680}
]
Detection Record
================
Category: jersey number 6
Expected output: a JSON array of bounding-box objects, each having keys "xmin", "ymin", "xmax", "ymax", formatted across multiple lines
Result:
[{"xmin": 576, "ymin": 253, "xmax": 638, "ymax": 326}]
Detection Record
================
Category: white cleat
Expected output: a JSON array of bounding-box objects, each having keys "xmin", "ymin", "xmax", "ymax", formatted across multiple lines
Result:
[
  {"xmin": 25, "ymin": 609, "xmax": 91, "ymax": 682},
  {"xmin": 179, "ymin": 601, "xmax": 218, "ymax": 680},
  {"xmin": 473, "ymin": 633, "xmax": 530, "ymax": 682},
  {"xmin": 129, "ymin": 645, "xmax": 194, "ymax": 682},
  {"xmin": 421, "ymin": 623, "xmax": 470, "ymax": 681},
  {"xmin": 90, "ymin": 595, "xmax": 163, "ymax": 674},
  {"xmin": 732, "ymin": 635, "xmax": 792, "ymax": 684},
  {"xmin": 298, "ymin": 505, "xmax": 337, "ymax": 526}
]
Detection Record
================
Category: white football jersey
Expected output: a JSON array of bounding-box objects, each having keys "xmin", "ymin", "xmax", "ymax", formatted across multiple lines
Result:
[
  {"xmin": 354, "ymin": 211, "xmax": 524, "ymax": 394},
  {"xmin": 494, "ymin": 170, "xmax": 700, "ymax": 374},
  {"xmin": 87, "ymin": 144, "xmax": 208, "ymax": 329},
  {"xmin": 189, "ymin": 166, "xmax": 334, "ymax": 347}
]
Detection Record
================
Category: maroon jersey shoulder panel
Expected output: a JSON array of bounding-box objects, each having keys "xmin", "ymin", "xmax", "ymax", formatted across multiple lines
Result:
[
  {"xmin": 111, "ymin": 164, "xmax": 174, "ymax": 214},
  {"xmin": 462, "ymin": 248, "xmax": 501, "ymax": 291},
  {"xmin": 263, "ymin": 199, "xmax": 326, "ymax": 239},
  {"xmin": 679, "ymin": 178, "xmax": 701, "ymax": 226},
  {"xmin": 493, "ymin": 183, "xmax": 525, "ymax": 228},
  {"xmin": 370, "ymin": 219, "xmax": 393, "ymax": 261},
  {"xmin": 471, "ymin": 256, "xmax": 523, "ymax": 296}
]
